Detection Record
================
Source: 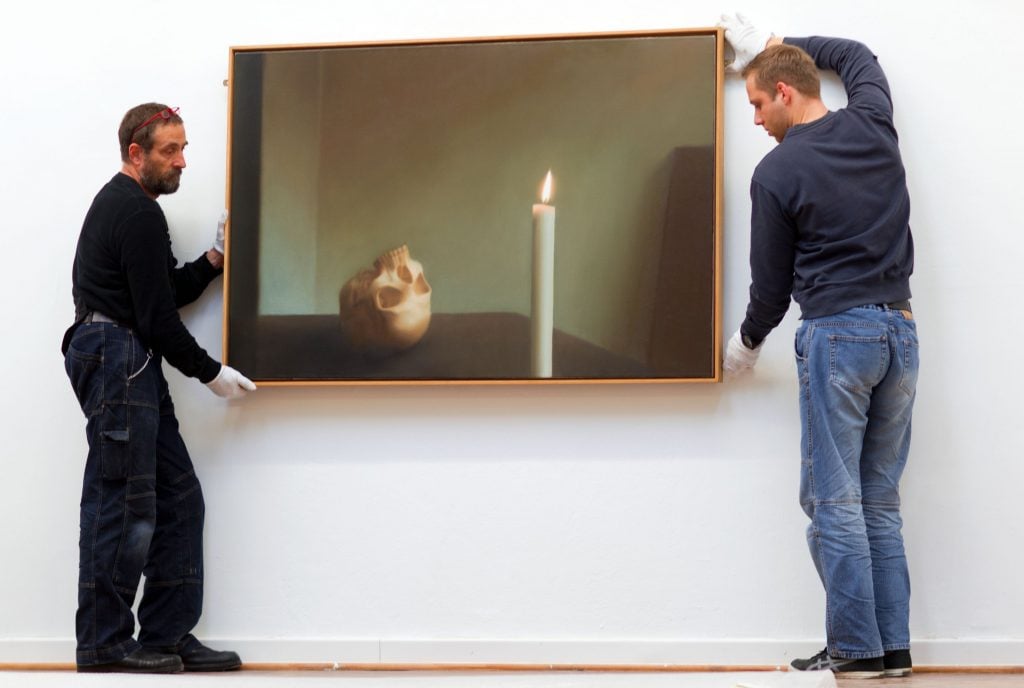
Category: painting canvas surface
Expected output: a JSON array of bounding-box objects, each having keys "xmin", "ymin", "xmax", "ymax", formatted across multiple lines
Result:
[{"xmin": 226, "ymin": 31, "xmax": 721, "ymax": 382}]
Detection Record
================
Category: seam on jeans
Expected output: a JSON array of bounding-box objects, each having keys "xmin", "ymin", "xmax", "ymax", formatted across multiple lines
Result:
[
  {"xmin": 94, "ymin": 325, "xmax": 107, "ymax": 416},
  {"xmin": 143, "ymin": 577, "xmax": 203, "ymax": 588},
  {"xmin": 811, "ymin": 319, "xmax": 886, "ymax": 330},
  {"xmin": 833, "ymin": 650, "xmax": 885, "ymax": 660},
  {"xmin": 898, "ymin": 333, "xmax": 919, "ymax": 396},
  {"xmin": 814, "ymin": 498, "xmax": 862, "ymax": 506},
  {"xmin": 816, "ymin": 528, "xmax": 835, "ymax": 651},
  {"xmin": 125, "ymin": 399, "xmax": 160, "ymax": 411},
  {"xmin": 804, "ymin": 325, "xmax": 815, "ymax": 500},
  {"xmin": 169, "ymin": 468, "xmax": 198, "ymax": 486},
  {"xmin": 172, "ymin": 482, "xmax": 202, "ymax": 504},
  {"xmin": 118, "ymin": 329, "xmax": 130, "ymax": 404},
  {"xmin": 86, "ymin": 452, "xmax": 105, "ymax": 651},
  {"xmin": 111, "ymin": 401, "xmax": 134, "ymax": 593},
  {"xmin": 805, "ymin": 322, "xmax": 834, "ymax": 656},
  {"xmin": 862, "ymin": 498, "xmax": 900, "ymax": 507}
]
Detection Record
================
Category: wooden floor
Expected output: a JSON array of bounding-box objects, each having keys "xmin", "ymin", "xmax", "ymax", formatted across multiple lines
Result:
[
  {"xmin": 1, "ymin": 668, "xmax": 1022, "ymax": 687},
  {"xmin": 837, "ymin": 674, "xmax": 1024, "ymax": 687}
]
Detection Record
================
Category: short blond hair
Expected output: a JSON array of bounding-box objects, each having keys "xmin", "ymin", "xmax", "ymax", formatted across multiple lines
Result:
[{"xmin": 742, "ymin": 44, "xmax": 821, "ymax": 99}]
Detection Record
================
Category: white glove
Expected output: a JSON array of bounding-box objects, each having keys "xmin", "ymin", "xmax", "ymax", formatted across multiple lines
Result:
[
  {"xmin": 213, "ymin": 209, "xmax": 228, "ymax": 254},
  {"xmin": 206, "ymin": 364, "xmax": 256, "ymax": 399},
  {"xmin": 723, "ymin": 329, "xmax": 763, "ymax": 377},
  {"xmin": 718, "ymin": 12, "xmax": 772, "ymax": 72}
]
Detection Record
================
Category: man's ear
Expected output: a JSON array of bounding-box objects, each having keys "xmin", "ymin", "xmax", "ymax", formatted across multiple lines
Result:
[
  {"xmin": 127, "ymin": 142, "xmax": 144, "ymax": 166},
  {"xmin": 776, "ymin": 81, "xmax": 791, "ymax": 104}
]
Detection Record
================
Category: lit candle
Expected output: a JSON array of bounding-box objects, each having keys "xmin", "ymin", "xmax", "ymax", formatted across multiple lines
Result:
[{"xmin": 531, "ymin": 170, "xmax": 556, "ymax": 378}]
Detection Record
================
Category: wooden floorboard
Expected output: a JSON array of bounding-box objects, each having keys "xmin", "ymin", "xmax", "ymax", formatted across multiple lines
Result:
[
  {"xmin": 4, "ymin": 664, "xmax": 1023, "ymax": 686},
  {"xmin": 837, "ymin": 673, "xmax": 1024, "ymax": 687}
]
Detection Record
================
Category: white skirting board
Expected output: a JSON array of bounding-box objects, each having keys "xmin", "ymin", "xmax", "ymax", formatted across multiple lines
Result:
[{"xmin": 1, "ymin": 638, "xmax": 1021, "ymax": 667}]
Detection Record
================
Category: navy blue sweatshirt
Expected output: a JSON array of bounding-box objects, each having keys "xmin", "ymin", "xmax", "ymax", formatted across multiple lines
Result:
[
  {"xmin": 740, "ymin": 36, "xmax": 914, "ymax": 346},
  {"xmin": 66, "ymin": 172, "xmax": 222, "ymax": 382}
]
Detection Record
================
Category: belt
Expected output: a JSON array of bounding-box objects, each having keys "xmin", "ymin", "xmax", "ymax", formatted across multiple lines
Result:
[
  {"xmin": 883, "ymin": 299, "xmax": 911, "ymax": 312},
  {"xmin": 881, "ymin": 300, "xmax": 913, "ymax": 320},
  {"xmin": 83, "ymin": 311, "xmax": 117, "ymax": 324}
]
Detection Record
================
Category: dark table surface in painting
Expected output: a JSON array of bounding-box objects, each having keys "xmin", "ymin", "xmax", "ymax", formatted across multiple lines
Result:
[{"xmin": 228, "ymin": 312, "xmax": 670, "ymax": 381}]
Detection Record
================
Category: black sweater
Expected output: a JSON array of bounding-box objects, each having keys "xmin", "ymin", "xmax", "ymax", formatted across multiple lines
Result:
[
  {"xmin": 741, "ymin": 36, "xmax": 914, "ymax": 346},
  {"xmin": 67, "ymin": 172, "xmax": 222, "ymax": 383}
]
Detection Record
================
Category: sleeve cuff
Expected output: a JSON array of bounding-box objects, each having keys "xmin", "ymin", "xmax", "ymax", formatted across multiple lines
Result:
[{"xmin": 198, "ymin": 358, "xmax": 222, "ymax": 384}]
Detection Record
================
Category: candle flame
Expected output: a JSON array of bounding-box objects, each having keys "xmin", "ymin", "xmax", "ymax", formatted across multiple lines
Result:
[{"xmin": 541, "ymin": 170, "xmax": 553, "ymax": 204}]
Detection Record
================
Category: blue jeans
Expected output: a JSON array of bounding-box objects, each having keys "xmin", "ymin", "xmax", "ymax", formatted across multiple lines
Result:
[
  {"xmin": 65, "ymin": 322, "xmax": 205, "ymax": 666},
  {"xmin": 794, "ymin": 305, "xmax": 918, "ymax": 659}
]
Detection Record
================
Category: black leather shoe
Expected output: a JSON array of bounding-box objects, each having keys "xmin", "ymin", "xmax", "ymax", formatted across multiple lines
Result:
[
  {"xmin": 77, "ymin": 648, "xmax": 184, "ymax": 673},
  {"xmin": 178, "ymin": 641, "xmax": 242, "ymax": 672}
]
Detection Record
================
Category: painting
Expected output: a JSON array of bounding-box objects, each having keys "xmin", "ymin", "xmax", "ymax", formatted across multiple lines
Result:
[{"xmin": 224, "ymin": 29, "xmax": 723, "ymax": 384}]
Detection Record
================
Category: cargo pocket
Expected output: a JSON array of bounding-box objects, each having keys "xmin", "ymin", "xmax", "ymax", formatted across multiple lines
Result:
[{"xmin": 99, "ymin": 428, "xmax": 130, "ymax": 480}]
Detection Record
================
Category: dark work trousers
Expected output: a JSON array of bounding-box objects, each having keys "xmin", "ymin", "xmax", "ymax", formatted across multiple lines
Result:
[{"xmin": 65, "ymin": 322, "xmax": 205, "ymax": 667}]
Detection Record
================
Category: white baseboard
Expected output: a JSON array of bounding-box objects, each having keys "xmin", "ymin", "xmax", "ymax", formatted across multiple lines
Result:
[{"xmin": 2, "ymin": 638, "xmax": 1021, "ymax": 667}]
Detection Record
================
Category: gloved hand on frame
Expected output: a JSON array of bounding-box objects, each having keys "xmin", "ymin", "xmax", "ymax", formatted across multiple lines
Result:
[
  {"xmin": 718, "ymin": 12, "xmax": 772, "ymax": 72},
  {"xmin": 213, "ymin": 209, "xmax": 228, "ymax": 255},
  {"xmin": 723, "ymin": 329, "xmax": 763, "ymax": 377},
  {"xmin": 206, "ymin": 365, "xmax": 257, "ymax": 399}
]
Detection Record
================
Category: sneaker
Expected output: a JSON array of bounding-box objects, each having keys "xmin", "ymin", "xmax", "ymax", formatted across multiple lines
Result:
[
  {"xmin": 790, "ymin": 648, "xmax": 884, "ymax": 679},
  {"xmin": 884, "ymin": 649, "xmax": 913, "ymax": 677}
]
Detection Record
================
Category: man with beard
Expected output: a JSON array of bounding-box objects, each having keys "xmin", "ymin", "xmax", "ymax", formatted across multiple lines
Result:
[{"xmin": 62, "ymin": 103, "xmax": 255, "ymax": 673}]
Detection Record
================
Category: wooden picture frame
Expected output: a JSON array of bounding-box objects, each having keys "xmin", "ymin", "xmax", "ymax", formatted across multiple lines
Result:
[{"xmin": 224, "ymin": 28, "xmax": 724, "ymax": 385}]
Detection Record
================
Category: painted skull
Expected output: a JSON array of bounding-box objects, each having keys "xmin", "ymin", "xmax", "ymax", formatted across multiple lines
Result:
[{"xmin": 338, "ymin": 244, "xmax": 432, "ymax": 354}]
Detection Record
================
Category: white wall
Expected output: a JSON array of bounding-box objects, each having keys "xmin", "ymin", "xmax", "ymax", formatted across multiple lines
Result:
[{"xmin": 2, "ymin": 0, "xmax": 1021, "ymax": 667}]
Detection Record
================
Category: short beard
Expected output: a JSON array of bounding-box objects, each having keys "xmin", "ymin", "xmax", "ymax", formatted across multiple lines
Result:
[{"xmin": 139, "ymin": 164, "xmax": 181, "ymax": 196}]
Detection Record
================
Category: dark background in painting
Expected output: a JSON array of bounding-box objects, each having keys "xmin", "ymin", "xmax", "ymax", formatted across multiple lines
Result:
[{"xmin": 227, "ymin": 34, "xmax": 718, "ymax": 381}]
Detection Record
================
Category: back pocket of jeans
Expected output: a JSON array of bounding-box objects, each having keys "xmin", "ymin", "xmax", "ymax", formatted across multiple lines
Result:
[
  {"xmin": 828, "ymin": 334, "xmax": 887, "ymax": 392},
  {"xmin": 100, "ymin": 429, "xmax": 130, "ymax": 480}
]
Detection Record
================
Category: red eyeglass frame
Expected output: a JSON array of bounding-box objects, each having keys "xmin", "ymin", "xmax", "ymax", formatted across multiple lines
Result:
[{"xmin": 130, "ymin": 106, "xmax": 180, "ymax": 138}]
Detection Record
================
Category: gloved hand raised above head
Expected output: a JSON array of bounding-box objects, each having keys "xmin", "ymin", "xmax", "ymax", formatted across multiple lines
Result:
[
  {"xmin": 718, "ymin": 12, "xmax": 773, "ymax": 72},
  {"xmin": 213, "ymin": 209, "xmax": 228, "ymax": 255},
  {"xmin": 205, "ymin": 364, "xmax": 257, "ymax": 399},
  {"xmin": 723, "ymin": 329, "xmax": 763, "ymax": 378}
]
